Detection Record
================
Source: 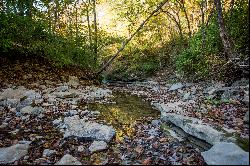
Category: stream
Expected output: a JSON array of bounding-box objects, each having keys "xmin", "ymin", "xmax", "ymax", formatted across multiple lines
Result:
[{"xmin": 80, "ymin": 91, "xmax": 212, "ymax": 152}]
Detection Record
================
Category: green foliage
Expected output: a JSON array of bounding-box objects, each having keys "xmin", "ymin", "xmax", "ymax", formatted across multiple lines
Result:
[
  {"xmin": 0, "ymin": 13, "xmax": 96, "ymax": 69},
  {"xmin": 175, "ymin": 2, "xmax": 248, "ymax": 81},
  {"xmin": 225, "ymin": 0, "xmax": 249, "ymax": 57}
]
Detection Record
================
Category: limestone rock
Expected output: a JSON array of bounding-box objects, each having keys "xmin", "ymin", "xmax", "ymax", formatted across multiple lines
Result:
[
  {"xmin": 0, "ymin": 144, "xmax": 29, "ymax": 164},
  {"xmin": 0, "ymin": 87, "xmax": 41, "ymax": 109},
  {"xmin": 160, "ymin": 112, "xmax": 234, "ymax": 145},
  {"xmin": 0, "ymin": 99, "xmax": 20, "ymax": 108},
  {"xmin": 55, "ymin": 154, "xmax": 81, "ymax": 165},
  {"xmin": 89, "ymin": 141, "xmax": 108, "ymax": 153},
  {"xmin": 42, "ymin": 149, "xmax": 56, "ymax": 157},
  {"xmin": 169, "ymin": 83, "xmax": 184, "ymax": 91},
  {"xmin": 151, "ymin": 119, "xmax": 161, "ymax": 127},
  {"xmin": 201, "ymin": 142, "xmax": 249, "ymax": 165},
  {"xmin": 153, "ymin": 101, "xmax": 195, "ymax": 114},
  {"xmin": 57, "ymin": 115, "xmax": 115, "ymax": 142},
  {"xmin": 20, "ymin": 106, "xmax": 44, "ymax": 115},
  {"xmin": 77, "ymin": 145, "xmax": 85, "ymax": 152},
  {"xmin": 89, "ymin": 88, "xmax": 112, "ymax": 98},
  {"xmin": 56, "ymin": 85, "xmax": 69, "ymax": 92},
  {"xmin": 244, "ymin": 111, "xmax": 249, "ymax": 123},
  {"xmin": 183, "ymin": 92, "xmax": 191, "ymax": 101}
]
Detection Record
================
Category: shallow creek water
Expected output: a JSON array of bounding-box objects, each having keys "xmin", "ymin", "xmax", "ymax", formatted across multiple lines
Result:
[
  {"xmin": 79, "ymin": 91, "xmax": 213, "ymax": 152},
  {"xmin": 85, "ymin": 92, "xmax": 161, "ymax": 141}
]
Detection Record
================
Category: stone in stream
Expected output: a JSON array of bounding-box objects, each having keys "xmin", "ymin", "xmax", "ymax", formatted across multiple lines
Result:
[
  {"xmin": 55, "ymin": 154, "xmax": 82, "ymax": 165},
  {"xmin": 89, "ymin": 141, "xmax": 108, "ymax": 153},
  {"xmin": 56, "ymin": 115, "xmax": 116, "ymax": 142},
  {"xmin": 168, "ymin": 83, "xmax": 184, "ymax": 91},
  {"xmin": 0, "ymin": 144, "xmax": 29, "ymax": 164},
  {"xmin": 201, "ymin": 142, "xmax": 249, "ymax": 165}
]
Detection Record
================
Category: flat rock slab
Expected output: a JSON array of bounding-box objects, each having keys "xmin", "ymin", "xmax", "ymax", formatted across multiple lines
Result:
[
  {"xmin": 0, "ymin": 87, "xmax": 41, "ymax": 100},
  {"xmin": 201, "ymin": 142, "xmax": 249, "ymax": 165},
  {"xmin": 55, "ymin": 154, "xmax": 81, "ymax": 165},
  {"xmin": 0, "ymin": 144, "xmax": 29, "ymax": 164},
  {"xmin": 169, "ymin": 83, "xmax": 184, "ymax": 91},
  {"xmin": 160, "ymin": 112, "xmax": 235, "ymax": 145},
  {"xmin": 153, "ymin": 101, "xmax": 195, "ymax": 114},
  {"xmin": 57, "ymin": 115, "xmax": 116, "ymax": 142},
  {"xmin": 20, "ymin": 106, "xmax": 44, "ymax": 115},
  {"xmin": 89, "ymin": 141, "xmax": 108, "ymax": 153}
]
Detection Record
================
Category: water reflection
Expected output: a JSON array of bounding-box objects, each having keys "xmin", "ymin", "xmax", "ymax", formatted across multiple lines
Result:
[{"xmin": 86, "ymin": 92, "xmax": 160, "ymax": 141}]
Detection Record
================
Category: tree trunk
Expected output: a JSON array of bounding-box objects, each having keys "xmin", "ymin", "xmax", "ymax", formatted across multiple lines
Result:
[
  {"xmin": 201, "ymin": 0, "xmax": 206, "ymax": 50},
  {"xmin": 86, "ymin": 1, "xmax": 92, "ymax": 50},
  {"xmin": 96, "ymin": 0, "xmax": 168, "ymax": 75},
  {"xmin": 93, "ymin": 0, "xmax": 98, "ymax": 64},
  {"xmin": 75, "ymin": 0, "xmax": 79, "ymax": 45},
  {"xmin": 25, "ymin": 0, "xmax": 33, "ymax": 17},
  {"xmin": 177, "ymin": 0, "xmax": 191, "ymax": 38},
  {"xmin": 214, "ymin": 0, "xmax": 237, "ymax": 60},
  {"xmin": 54, "ymin": 0, "xmax": 59, "ymax": 32}
]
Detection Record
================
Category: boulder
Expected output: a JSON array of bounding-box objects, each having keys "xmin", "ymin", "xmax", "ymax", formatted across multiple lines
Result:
[
  {"xmin": 0, "ymin": 144, "xmax": 29, "ymax": 164},
  {"xmin": 201, "ymin": 142, "xmax": 249, "ymax": 165},
  {"xmin": 55, "ymin": 154, "xmax": 81, "ymax": 165},
  {"xmin": 56, "ymin": 115, "xmax": 115, "ymax": 142},
  {"xmin": 160, "ymin": 112, "xmax": 235, "ymax": 145},
  {"xmin": 168, "ymin": 83, "xmax": 184, "ymax": 91},
  {"xmin": 89, "ymin": 141, "xmax": 108, "ymax": 153}
]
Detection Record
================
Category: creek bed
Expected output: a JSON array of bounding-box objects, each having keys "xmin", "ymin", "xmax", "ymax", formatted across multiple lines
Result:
[
  {"xmin": 79, "ymin": 91, "xmax": 212, "ymax": 152},
  {"xmin": 81, "ymin": 92, "xmax": 161, "ymax": 141}
]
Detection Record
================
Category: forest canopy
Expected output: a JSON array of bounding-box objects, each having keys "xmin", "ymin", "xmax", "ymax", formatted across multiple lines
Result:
[{"xmin": 0, "ymin": 0, "xmax": 249, "ymax": 81}]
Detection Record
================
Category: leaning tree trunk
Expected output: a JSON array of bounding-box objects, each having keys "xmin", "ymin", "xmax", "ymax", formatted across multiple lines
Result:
[
  {"xmin": 96, "ymin": 0, "xmax": 168, "ymax": 75},
  {"xmin": 214, "ymin": 0, "xmax": 237, "ymax": 60}
]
